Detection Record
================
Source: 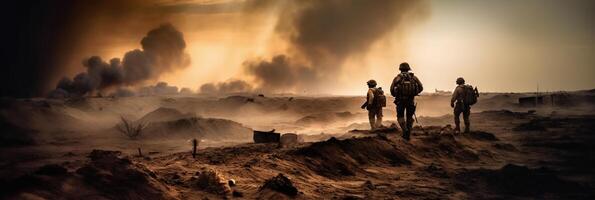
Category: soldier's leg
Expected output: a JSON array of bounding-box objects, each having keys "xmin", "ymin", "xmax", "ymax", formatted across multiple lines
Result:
[
  {"xmin": 406, "ymin": 100, "xmax": 415, "ymax": 131},
  {"xmin": 402, "ymin": 100, "xmax": 414, "ymax": 140},
  {"xmin": 397, "ymin": 102, "xmax": 408, "ymax": 140},
  {"xmin": 376, "ymin": 109, "xmax": 383, "ymax": 128},
  {"xmin": 463, "ymin": 106, "xmax": 471, "ymax": 133},
  {"xmin": 368, "ymin": 111, "xmax": 375, "ymax": 130},
  {"xmin": 454, "ymin": 104, "xmax": 462, "ymax": 132},
  {"xmin": 397, "ymin": 102, "xmax": 407, "ymax": 132}
]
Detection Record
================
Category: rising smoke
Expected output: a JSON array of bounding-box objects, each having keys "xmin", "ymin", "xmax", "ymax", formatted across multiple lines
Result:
[
  {"xmin": 201, "ymin": 0, "xmax": 427, "ymax": 94},
  {"xmin": 245, "ymin": 55, "xmax": 317, "ymax": 92},
  {"xmin": 200, "ymin": 80, "xmax": 254, "ymax": 94},
  {"xmin": 51, "ymin": 24, "xmax": 190, "ymax": 97}
]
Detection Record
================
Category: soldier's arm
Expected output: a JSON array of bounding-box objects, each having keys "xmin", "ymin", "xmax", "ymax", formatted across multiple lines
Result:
[
  {"xmin": 451, "ymin": 87, "xmax": 462, "ymax": 105},
  {"xmin": 414, "ymin": 75, "xmax": 424, "ymax": 93},
  {"xmin": 390, "ymin": 76, "xmax": 399, "ymax": 97},
  {"xmin": 367, "ymin": 89, "xmax": 375, "ymax": 105}
]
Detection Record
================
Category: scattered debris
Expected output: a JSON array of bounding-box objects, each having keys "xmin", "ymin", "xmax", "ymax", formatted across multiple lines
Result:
[
  {"xmin": 254, "ymin": 129, "xmax": 280, "ymax": 143},
  {"xmin": 466, "ymin": 131, "xmax": 498, "ymax": 141},
  {"xmin": 280, "ymin": 133, "xmax": 299, "ymax": 147},
  {"xmin": 260, "ymin": 173, "xmax": 298, "ymax": 196},
  {"xmin": 192, "ymin": 138, "xmax": 198, "ymax": 158},
  {"xmin": 193, "ymin": 169, "xmax": 230, "ymax": 195},
  {"xmin": 232, "ymin": 190, "xmax": 244, "ymax": 197},
  {"xmin": 228, "ymin": 179, "xmax": 236, "ymax": 187},
  {"xmin": 362, "ymin": 180, "xmax": 375, "ymax": 190},
  {"xmin": 425, "ymin": 163, "xmax": 449, "ymax": 178}
]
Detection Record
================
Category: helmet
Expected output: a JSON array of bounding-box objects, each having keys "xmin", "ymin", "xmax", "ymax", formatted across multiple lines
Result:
[
  {"xmin": 399, "ymin": 62, "xmax": 411, "ymax": 71},
  {"xmin": 456, "ymin": 77, "xmax": 465, "ymax": 85},
  {"xmin": 367, "ymin": 79, "xmax": 377, "ymax": 87}
]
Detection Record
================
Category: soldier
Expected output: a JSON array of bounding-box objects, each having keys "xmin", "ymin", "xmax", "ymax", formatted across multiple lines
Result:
[
  {"xmin": 451, "ymin": 77, "xmax": 474, "ymax": 133},
  {"xmin": 390, "ymin": 62, "xmax": 423, "ymax": 141},
  {"xmin": 361, "ymin": 80, "xmax": 385, "ymax": 130}
]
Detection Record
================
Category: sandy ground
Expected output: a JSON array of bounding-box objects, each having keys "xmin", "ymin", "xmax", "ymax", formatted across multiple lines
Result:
[{"xmin": 1, "ymin": 91, "xmax": 594, "ymax": 199}]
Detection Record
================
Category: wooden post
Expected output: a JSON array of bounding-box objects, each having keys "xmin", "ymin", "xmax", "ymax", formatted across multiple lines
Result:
[
  {"xmin": 138, "ymin": 148, "xmax": 142, "ymax": 157},
  {"xmin": 192, "ymin": 139, "xmax": 197, "ymax": 158}
]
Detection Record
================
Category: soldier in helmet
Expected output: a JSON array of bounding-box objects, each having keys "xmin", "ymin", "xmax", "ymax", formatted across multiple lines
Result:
[
  {"xmin": 390, "ymin": 62, "xmax": 423, "ymax": 140},
  {"xmin": 451, "ymin": 77, "xmax": 471, "ymax": 133},
  {"xmin": 361, "ymin": 79, "xmax": 385, "ymax": 130}
]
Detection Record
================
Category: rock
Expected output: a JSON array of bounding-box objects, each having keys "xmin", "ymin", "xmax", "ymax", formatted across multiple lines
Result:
[
  {"xmin": 232, "ymin": 190, "xmax": 244, "ymax": 197},
  {"xmin": 425, "ymin": 163, "xmax": 448, "ymax": 178},
  {"xmin": 228, "ymin": 179, "xmax": 236, "ymax": 187},
  {"xmin": 260, "ymin": 173, "xmax": 298, "ymax": 196},
  {"xmin": 468, "ymin": 131, "xmax": 498, "ymax": 141},
  {"xmin": 193, "ymin": 169, "xmax": 230, "ymax": 195},
  {"xmin": 88, "ymin": 149, "xmax": 121, "ymax": 161},
  {"xmin": 362, "ymin": 180, "xmax": 375, "ymax": 190}
]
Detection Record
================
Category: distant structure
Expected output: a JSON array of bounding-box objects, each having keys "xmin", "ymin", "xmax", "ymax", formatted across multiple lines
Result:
[
  {"xmin": 433, "ymin": 89, "xmax": 451, "ymax": 95},
  {"xmin": 518, "ymin": 92, "xmax": 571, "ymax": 107}
]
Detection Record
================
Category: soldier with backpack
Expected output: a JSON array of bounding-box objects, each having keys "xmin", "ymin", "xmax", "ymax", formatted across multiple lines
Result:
[
  {"xmin": 451, "ymin": 77, "xmax": 479, "ymax": 133},
  {"xmin": 361, "ymin": 79, "xmax": 386, "ymax": 130},
  {"xmin": 390, "ymin": 62, "xmax": 423, "ymax": 140}
]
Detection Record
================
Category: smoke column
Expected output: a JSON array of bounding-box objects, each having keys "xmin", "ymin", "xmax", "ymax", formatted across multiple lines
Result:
[{"xmin": 51, "ymin": 23, "xmax": 190, "ymax": 97}]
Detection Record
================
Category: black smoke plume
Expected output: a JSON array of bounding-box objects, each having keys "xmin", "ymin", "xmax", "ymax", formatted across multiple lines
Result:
[
  {"xmin": 138, "ymin": 82, "xmax": 179, "ymax": 96},
  {"xmin": 245, "ymin": 55, "xmax": 317, "ymax": 92},
  {"xmin": 202, "ymin": 0, "xmax": 428, "ymax": 93},
  {"xmin": 199, "ymin": 80, "xmax": 253, "ymax": 94},
  {"xmin": 52, "ymin": 24, "xmax": 190, "ymax": 97}
]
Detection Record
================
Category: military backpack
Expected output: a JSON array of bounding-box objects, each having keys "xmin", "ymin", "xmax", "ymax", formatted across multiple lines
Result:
[
  {"xmin": 463, "ymin": 85, "xmax": 479, "ymax": 105},
  {"xmin": 373, "ymin": 87, "xmax": 387, "ymax": 107},
  {"xmin": 396, "ymin": 72, "xmax": 420, "ymax": 97}
]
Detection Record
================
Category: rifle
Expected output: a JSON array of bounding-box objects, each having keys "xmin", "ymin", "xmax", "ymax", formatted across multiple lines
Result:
[{"xmin": 413, "ymin": 102, "xmax": 426, "ymax": 133}]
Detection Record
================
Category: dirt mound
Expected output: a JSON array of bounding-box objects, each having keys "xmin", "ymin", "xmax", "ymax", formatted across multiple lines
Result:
[
  {"xmin": 144, "ymin": 116, "xmax": 252, "ymax": 140},
  {"xmin": 260, "ymin": 173, "xmax": 299, "ymax": 196},
  {"xmin": 514, "ymin": 119, "xmax": 547, "ymax": 131},
  {"xmin": 0, "ymin": 149, "xmax": 172, "ymax": 199},
  {"xmin": 138, "ymin": 107, "xmax": 194, "ymax": 123},
  {"xmin": 0, "ymin": 119, "xmax": 37, "ymax": 147},
  {"xmin": 295, "ymin": 111, "xmax": 359, "ymax": 126},
  {"xmin": 134, "ymin": 107, "xmax": 252, "ymax": 141},
  {"xmin": 455, "ymin": 164, "xmax": 593, "ymax": 199},
  {"xmin": 418, "ymin": 134, "xmax": 480, "ymax": 162},
  {"xmin": 480, "ymin": 109, "xmax": 532, "ymax": 119},
  {"xmin": 294, "ymin": 137, "xmax": 411, "ymax": 176},
  {"xmin": 465, "ymin": 131, "xmax": 499, "ymax": 141}
]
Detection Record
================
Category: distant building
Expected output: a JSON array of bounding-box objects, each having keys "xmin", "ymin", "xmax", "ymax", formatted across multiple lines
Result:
[
  {"xmin": 433, "ymin": 89, "xmax": 451, "ymax": 95},
  {"xmin": 518, "ymin": 93, "xmax": 572, "ymax": 107}
]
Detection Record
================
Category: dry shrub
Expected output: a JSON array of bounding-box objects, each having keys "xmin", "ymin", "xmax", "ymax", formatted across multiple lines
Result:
[{"xmin": 117, "ymin": 117, "xmax": 147, "ymax": 140}]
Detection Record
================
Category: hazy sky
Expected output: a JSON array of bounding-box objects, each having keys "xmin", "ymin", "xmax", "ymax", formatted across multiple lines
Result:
[
  {"xmin": 29, "ymin": 0, "xmax": 595, "ymax": 95},
  {"xmin": 405, "ymin": 0, "xmax": 595, "ymax": 93}
]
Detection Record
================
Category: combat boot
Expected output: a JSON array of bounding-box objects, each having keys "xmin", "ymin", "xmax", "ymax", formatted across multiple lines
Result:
[
  {"xmin": 454, "ymin": 123, "xmax": 461, "ymax": 133},
  {"xmin": 397, "ymin": 118, "xmax": 410, "ymax": 141},
  {"xmin": 464, "ymin": 122, "xmax": 470, "ymax": 133},
  {"xmin": 402, "ymin": 130, "xmax": 410, "ymax": 141}
]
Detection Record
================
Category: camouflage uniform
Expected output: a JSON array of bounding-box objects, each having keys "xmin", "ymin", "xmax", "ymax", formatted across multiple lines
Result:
[
  {"xmin": 366, "ymin": 87, "xmax": 383, "ymax": 130},
  {"xmin": 390, "ymin": 72, "xmax": 423, "ymax": 140},
  {"xmin": 451, "ymin": 84, "xmax": 471, "ymax": 133}
]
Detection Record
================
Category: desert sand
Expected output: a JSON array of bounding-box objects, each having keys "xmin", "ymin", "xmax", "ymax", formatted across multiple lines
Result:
[{"xmin": 1, "ymin": 90, "xmax": 594, "ymax": 199}]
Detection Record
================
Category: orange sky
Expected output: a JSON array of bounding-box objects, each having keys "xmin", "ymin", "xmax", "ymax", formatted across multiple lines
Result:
[{"xmin": 58, "ymin": 0, "xmax": 595, "ymax": 95}]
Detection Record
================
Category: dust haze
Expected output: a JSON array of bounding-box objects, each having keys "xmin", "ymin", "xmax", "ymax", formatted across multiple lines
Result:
[{"xmin": 1, "ymin": 1, "xmax": 595, "ymax": 199}]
